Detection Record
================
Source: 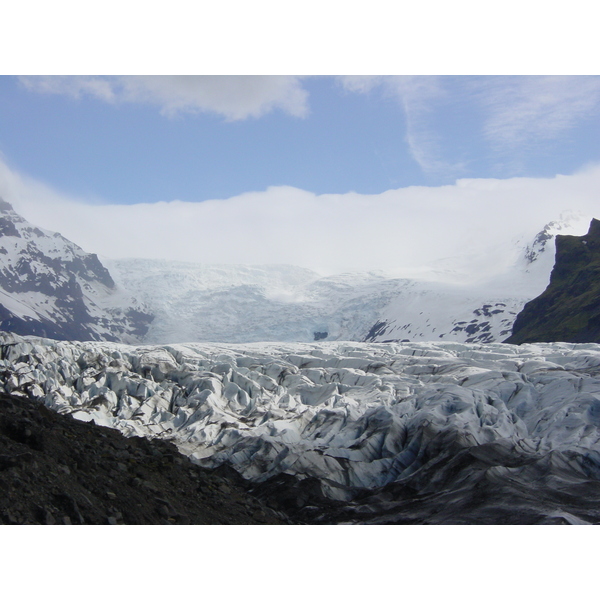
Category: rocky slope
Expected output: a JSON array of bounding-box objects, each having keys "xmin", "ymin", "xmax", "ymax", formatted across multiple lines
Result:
[
  {"xmin": 506, "ymin": 218, "xmax": 600, "ymax": 344},
  {"xmin": 0, "ymin": 198, "xmax": 152, "ymax": 343},
  {"xmin": 4, "ymin": 332, "xmax": 600, "ymax": 523},
  {"xmin": 0, "ymin": 392, "xmax": 290, "ymax": 525}
]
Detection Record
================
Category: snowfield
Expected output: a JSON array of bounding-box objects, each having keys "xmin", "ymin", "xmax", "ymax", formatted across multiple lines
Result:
[{"xmin": 3, "ymin": 332, "xmax": 600, "ymax": 514}]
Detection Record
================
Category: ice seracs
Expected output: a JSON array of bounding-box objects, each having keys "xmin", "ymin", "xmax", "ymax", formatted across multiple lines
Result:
[{"xmin": 3, "ymin": 332, "xmax": 600, "ymax": 509}]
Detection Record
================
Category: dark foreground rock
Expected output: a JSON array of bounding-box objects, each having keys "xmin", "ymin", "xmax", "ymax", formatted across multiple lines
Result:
[
  {"xmin": 0, "ymin": 393, "xmax": 290, "ymax": 525},
  {"xmin": 4, "ymin": 389, "xmax": 600, "ymax": 525}
]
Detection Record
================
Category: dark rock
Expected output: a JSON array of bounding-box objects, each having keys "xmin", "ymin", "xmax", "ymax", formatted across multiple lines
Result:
[
  {"xmin": 0, "ymin": 393, "xmax": 289, "ymax": 525},
  {"xmin": 506, "ymin": 218, "xmax": 600, "ymax": 343},
  {"xmin": 363, "ymin": 320, "xmax": 388, "ymax": 342}
]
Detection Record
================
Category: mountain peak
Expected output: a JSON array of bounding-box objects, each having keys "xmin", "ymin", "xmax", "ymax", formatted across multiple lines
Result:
[
  {"xmin": 0, "ymin": 203, "xmax": 153, "ymax": 342},
  {"xmin": 0, "ymin": 198, "xmax": 13, "ymax": 213},
  {"xmin": 587, "ymin": 217, "xmax": 600, "ymax": 238}
]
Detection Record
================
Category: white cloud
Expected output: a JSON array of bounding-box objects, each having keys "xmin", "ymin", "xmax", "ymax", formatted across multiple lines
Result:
[
  {"xmin": 19, "ymin": 75, "xmax": 310, "ymax": 120},
  {"xmin": 338, "ymin": 76, "xmax": 466, "ymax": 176},
  {"xmin": 473, "ymin": 76, "xmax": 600, "ymax": 149},
  {"xmin": 340, "ymin": 75, "xmax": 600, "ymax": 176},
  {"xmin": 2, "ymin": 157, "xmax": 600, "ymax": 282}
]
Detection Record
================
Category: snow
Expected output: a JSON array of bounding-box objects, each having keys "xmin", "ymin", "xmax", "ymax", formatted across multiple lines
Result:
[
  {"xmin": 0, "ymin": 202, "xmax": 151, "ymax": 342},
  {"xmin": 4, "ymin": 332, "xmax": 600, "ymax": 500},
  {"xmin": 97, "ymin": 214, "xmax": 588, "ymax": 345}
]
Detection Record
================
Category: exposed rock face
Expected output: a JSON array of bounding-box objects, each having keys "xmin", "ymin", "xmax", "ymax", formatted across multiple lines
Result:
[
  {"xmin": 4, "ymin": 332, "xmax": 600, "ymax": 523},
  {"xmin": 0, "ymin": 200, "xmax": 152, "ymax": 343},
  {"xmin": 506, "ymin": 218, "xmax": 600, "ymax": 344}
]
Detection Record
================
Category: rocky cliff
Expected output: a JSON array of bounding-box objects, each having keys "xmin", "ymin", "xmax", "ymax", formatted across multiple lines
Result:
[{"xmin": 506, "ymin": 218, "xmax": 600, "ymax": 344}]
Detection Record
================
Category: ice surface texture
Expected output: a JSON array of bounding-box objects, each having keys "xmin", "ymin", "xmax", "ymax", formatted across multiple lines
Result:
[{"xmin": 3, "ymin": 332, "xmax": 600, "ymax": 520}]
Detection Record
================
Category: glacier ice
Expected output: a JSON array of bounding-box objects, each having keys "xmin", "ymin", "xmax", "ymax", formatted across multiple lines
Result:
[
  {"xmin": 3, "ymin": 332, "xmax": 600, "ymax": 516},
  {"xmin": 100, "ymin": 216, "xmax": 584, "ymax": 345}
]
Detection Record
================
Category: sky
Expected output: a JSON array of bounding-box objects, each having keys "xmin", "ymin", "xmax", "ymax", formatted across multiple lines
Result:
[
  {"xmin": 2, "ymin": 75, "xmax": 600, "ymax": 203},
  {"xmin": 1, "ymin": 5, "xmax": 600, "ymax": 278},
  {"xmin": 2, "ymin": 74, "xmax": 600, "ymax": 278}
]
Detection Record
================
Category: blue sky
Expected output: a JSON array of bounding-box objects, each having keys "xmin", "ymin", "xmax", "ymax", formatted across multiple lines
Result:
[{"xmin": 2, "ymin": 75, "xmax": 600, "ymax": 205}]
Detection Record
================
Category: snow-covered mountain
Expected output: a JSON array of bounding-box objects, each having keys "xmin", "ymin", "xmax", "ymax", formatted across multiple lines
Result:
[
  {"xmin": 363, "ymin": 218, "xmax": 586, "ymax": 344},
  {"xmin": 4, "ymin": 332, "xmax": 600, "ymax": 522},
  {"xmin": 104, "ymin": 214, "xmax": 588, "ymax": 345},
  {"xmin": 0, "ymin": 199, "xmax": 152, "ymax": 342},
  {"xmin": 0, "ymin": 197, "xmax": 590, "ymax": 346}
]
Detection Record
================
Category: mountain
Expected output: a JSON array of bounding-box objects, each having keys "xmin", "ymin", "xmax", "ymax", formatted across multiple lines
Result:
[
  {"xmin": 0, "ymin": 198, "xmax": 587, "ymax": 346},
  {"xmin": 506, "ymin": 218, "xmax": 600, "ymax": 344},
  {"xmin": 362, "ymin": 219, "xmax": 585, "ymax": 344},
  {"xmin": 0, "ymin": 198, "xmax": 152, "ymax": 343},
  {"xmin": 104, "ymin": 216, "xmax": 585, "ymax": 345},
  {"xmin": 4, "ymin": 331, "xmax": 600, "ymax": 524}
]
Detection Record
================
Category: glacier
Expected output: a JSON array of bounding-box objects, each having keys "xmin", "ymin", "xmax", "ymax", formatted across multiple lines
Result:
[
  {"xmin": 4, "ymin": 332, "xmax": 600, "ymax": 522},
  {"xmin": 102, "ymin": 216, "xmax": 589, "ymax": 345},
  {"xmin": 0, "ymin": 197, "xmax": 590, "ymax": 346}
]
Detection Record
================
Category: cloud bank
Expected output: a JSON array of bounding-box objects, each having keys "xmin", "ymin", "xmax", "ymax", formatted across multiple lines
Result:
[
  {"xmin": 2, "ymin": 158, "xmax": 599, "ymax": 282},
  {"xmin": 19, "ymin": 76, "xmax": 309, "ymax": 120}
]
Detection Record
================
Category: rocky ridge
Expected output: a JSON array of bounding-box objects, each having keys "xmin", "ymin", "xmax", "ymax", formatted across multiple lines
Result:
[
  {"xmin": 507, "ymin": 218, "xmax": 600, "ymax": 344},
  {"xmin": 0, "ymin": 198, "xmax": 152, "ymax": 343}
]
